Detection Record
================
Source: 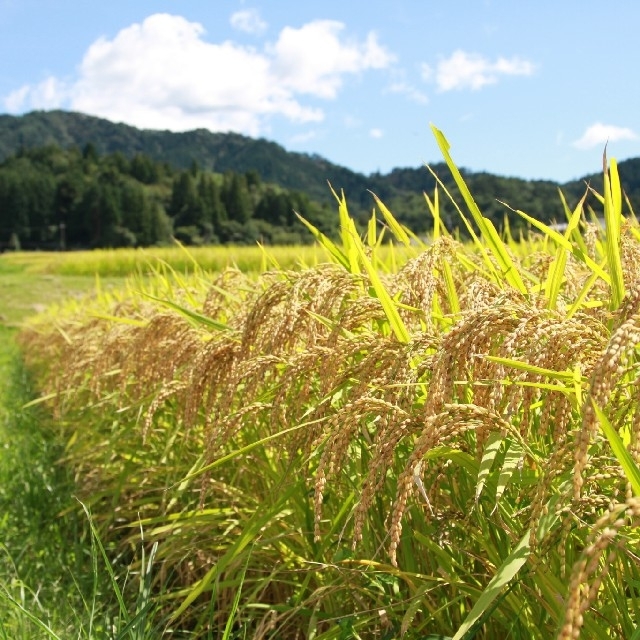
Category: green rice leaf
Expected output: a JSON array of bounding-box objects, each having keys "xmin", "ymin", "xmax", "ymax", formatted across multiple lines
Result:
[
  {"xmin": 441, "ymin": 258, "xmax": 461, "ymax": 316},
  {"xmin": 508, "ymin": 204, "xmax": 611, "ymax": 284},
  {"xmin": 451, "ymin": 531, "xmax": 530, "ymax": 640},
  {"xmin": 329, "ymin": 183, "xmax": 361, "ymax": 274},
  {"xmin": 367, "ymin": 209, "xmax": 377, "ymax": 247},
  {"xmin": 475, "ymin": 431, "xmax": 502, "ymax": 504},
  {"xmin": 424, "ymin": 187, "xmax": 445, "ymax": 239},
  {"xmin": 593, "ymin": 400, "xmax": 640, "ymax": 495},
  {"xmin": 143, "ymin": 293, "xmax": 233, "ymax": 332},
  {"xmin": 170, "ymin": 487, "xmax": 295, "ymax": 621},
  {"xmin": 495, "ymin": 439, "xmax": 524, "ymax": 504},
  {"xmin": 545, "ymin": 193, "xmax": 586, "ymax": 309},
  {"xmin": 401, "ymin": 582, "xmax": 437, "ymax": 636},
  {"xmin": 423, "ymin": 445, "xmax": 479, "ymax": 476},
  {"xmin": 566, "ymin": 268, "xmax": 601, "ymax": 319}
]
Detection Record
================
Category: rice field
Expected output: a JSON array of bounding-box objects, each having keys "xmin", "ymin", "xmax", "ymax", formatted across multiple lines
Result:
[
  {"xmin": 4, "ymin": 126, "xmax": 640, "ymax": 638},
  {"xmin": 0, "ymin": 244, "xmax": 328, "ymax": 277}
]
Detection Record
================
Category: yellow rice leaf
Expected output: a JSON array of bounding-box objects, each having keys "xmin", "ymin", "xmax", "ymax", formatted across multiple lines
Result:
[
  {"xmin": 367, "ymin": 209, "xmax": 377, "ymax": 247},
  {"xmin": 508, "ymin": 205, "xmax": 611, "ymax": 285},
  {"xmin": 431, "ymin": 125, "xmax": 528, "ymax": 295},
  {"xmin": 545, "ymin": 193, "xmax": 586, "ymax": 309},
  {"xmin": 484, "ymin": 356, "xmax": 585, "ymax": 383},
  {"xmin": 370, "ymin": 192, "xmax": 411, "ymax": 246},
  {"xmin": 602, "ymin": 153, "xmax": 625, "ymax": 310},
  {"xmin": 352, "ymin": 233, "xmax": 411, "ymax": 344},
  {"xmin": 295, "ymin": 212, "xmax": 350, "ymax": 271}
]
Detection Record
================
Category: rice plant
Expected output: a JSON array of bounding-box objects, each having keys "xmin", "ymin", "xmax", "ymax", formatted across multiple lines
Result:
[{"xmin": 13, "ymin": 127, "xmax": 640, "ymax": 638}]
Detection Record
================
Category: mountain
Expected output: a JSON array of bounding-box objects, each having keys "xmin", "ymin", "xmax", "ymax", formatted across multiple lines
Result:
[
  {"xmin": 0, "ymin": 110, "xmax": 384, "ymax": 209},
  {"xmin": 2, "ymin": 109, "xmax": 640, "ymax": 230}
]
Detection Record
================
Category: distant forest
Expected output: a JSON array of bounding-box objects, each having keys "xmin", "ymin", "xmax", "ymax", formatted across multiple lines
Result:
[
  {"xmin": 2, "ymin": 110, "xmax": 640, "ymax": 250},
  {"xmin": 0, "ymin": 143, "xmax": 335, "ymax": 250}
]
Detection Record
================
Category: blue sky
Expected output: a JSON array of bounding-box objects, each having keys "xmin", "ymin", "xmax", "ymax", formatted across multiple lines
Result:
[{"xmin": 2, "ymin": 0, "xmax": 639, "ymax": 183}]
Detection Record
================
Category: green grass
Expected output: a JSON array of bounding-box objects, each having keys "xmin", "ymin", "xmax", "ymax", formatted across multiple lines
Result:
[
  {"xmin": 0, "ymin": 324, "xmax": 89, "ymax": 637},
  {"xmin": 0, "ymin": 268, "xmax": 164, "ymax": 637}
]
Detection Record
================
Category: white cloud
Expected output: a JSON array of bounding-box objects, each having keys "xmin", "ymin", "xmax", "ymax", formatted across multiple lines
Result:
[
  {"xmin": 573, "ymin": 122, "xmax": 638, "ymax": 149},
  {"xmin": 369, "ymin": 128, "xmax": 383, "ymax": 138},
  {"xmin": 269, "ymin": 21, "xmax": 394, "ymax": 99},
  {"xmin": 432, "ymin": 50, "xmax": 535, "ymax": 92},
  {"xmin": 4, "ymin": 13, "xmax": 394, "ymax": 136},
  {"xmin": 5, "ymin": 77, "xmax": 67, "ymax": 111},
  {"xmin": 4, "ymin": 85, "xmax": 30, "ymax": 112},
  {"xmin": 230, "ymin": 9, "xmax": 267, "ymax": 35}
]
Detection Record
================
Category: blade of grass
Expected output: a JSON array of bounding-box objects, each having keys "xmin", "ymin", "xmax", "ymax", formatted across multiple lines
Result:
[
  {"xmin": 369, "ymin": 192, "xmax": 411, "ymax": 246},
  {"xmin": 544, "ymin": 193, "xmax": 587, "ymax": 309},
  {"xmin": 0, "ymin": 588, "xmax": 63, "ymax": 640},
  {"xmin": 169, "ymin": 487, "xmax": 295, "ymax": 621},
  {"xmin": 295, "ymin": 213, "xmax": 350, "ymax": 271},
  {"xmin": 430, "ymin": 124, "xmax": 528, "ymax": 295},
  {"xmin": 350, "ymin": 230, "xmax": 411, "ymax": 344},
  {"xmin": 601, "ymin": 152, "xmax": 626, "ymax": 310},
  {"xmin": 495, "ymin": 439, "xmax": 524, "ymax": 505},
  {"xmin": 142, "ymin": 293, "xmax": 233, "ymax": 333},
  {"xmin": 483, "ymin": 356, "xmax": 585, "ymax": 383},
  {"xmin": 593, "ymin": 401, "xmax": 640, "ymax": 495},
  {"xmin": 221, "ymin": 544, "xmax": 252, "ymax": 640},
  {"xmin": 451, "ymin": 531, "xmax": 530, "ymax": 640},
  {"xmin": 475, "ymin": 432, "xmax": 502, "ymax": 504}
]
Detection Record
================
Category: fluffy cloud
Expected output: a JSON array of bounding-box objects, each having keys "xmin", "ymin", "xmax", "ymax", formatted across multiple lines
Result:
[
  {"xmin": 230, "ymin": 9, "xmax": 267, "ymax": 35},
  {"xmin": 5, "ymin": 77, "xmax": 67, "ymax": 111},
  {"xmin": 5, "ymin": 13, "xmax": 394, "ymax": 136},
  {"xmin": 269, "ymin": 20, "xmax": 393, "ymax": 99},
  {"xmin": 369, "ymin": 128, "xmax": 383, "ymax": 138},
  {"xmin": 573, "ymin": 122, "xmax": 638, "ymax": 149},
  {"xmin": 432, "ymin": 50, "xmax": 535, "ymax": 92}
]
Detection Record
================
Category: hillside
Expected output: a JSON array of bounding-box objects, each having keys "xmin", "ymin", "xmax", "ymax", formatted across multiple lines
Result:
[
  {"xmin": 0, "ymin": 110, "xmax": 379, "ymax": 208},
  {"xmin": 2, "ymin": 110, "xmax": 640, "ymax": 235}
]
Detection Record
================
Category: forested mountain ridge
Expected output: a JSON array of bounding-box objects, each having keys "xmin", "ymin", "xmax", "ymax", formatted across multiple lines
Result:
[
  {"xmin": 2, "ymin": 109, "xmax": 640, "ymax": 251},
  {"xmin": 0, "ymin": 142, "xmax": 335, "ymax": 250},
  {"xmin": 0, "ymin": 110, "xmax": 379, "ymax": 208}
]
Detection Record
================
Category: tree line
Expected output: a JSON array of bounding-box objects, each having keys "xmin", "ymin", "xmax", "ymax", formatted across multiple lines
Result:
[{"xmin": 0, "ymin": 143, "xmax": 336, "ymax": 250}]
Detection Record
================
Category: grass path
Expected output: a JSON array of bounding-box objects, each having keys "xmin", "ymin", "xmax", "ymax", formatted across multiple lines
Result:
[
  {"xmin": 0, "ymin": 324, "xmax": 83, "ymax": 637},
  {"xmin": 0, "ymin": 263, "xmax": 127, "ymax": 638}
]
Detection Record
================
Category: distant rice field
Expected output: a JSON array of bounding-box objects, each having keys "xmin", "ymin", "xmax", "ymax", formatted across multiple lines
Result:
[{"xmin": 0, "ymin": 244, "xmax": 329, "ymax": 276}]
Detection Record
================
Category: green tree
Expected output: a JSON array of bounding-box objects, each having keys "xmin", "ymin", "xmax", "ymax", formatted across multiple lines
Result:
[
  {"xmin": 169, "ymin": 172, "xmax": 200, "ymax": 226},
  {"xmin": 130, "ymin": 153, "xmax": 159, "ymax": 184},
  {"xmin": 197, "ymin": 174, "xmax": 226, "ymax": 233},
  {"xmin": 222, "ymin": 172, "xmax": 252, "ymax": 223}
]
